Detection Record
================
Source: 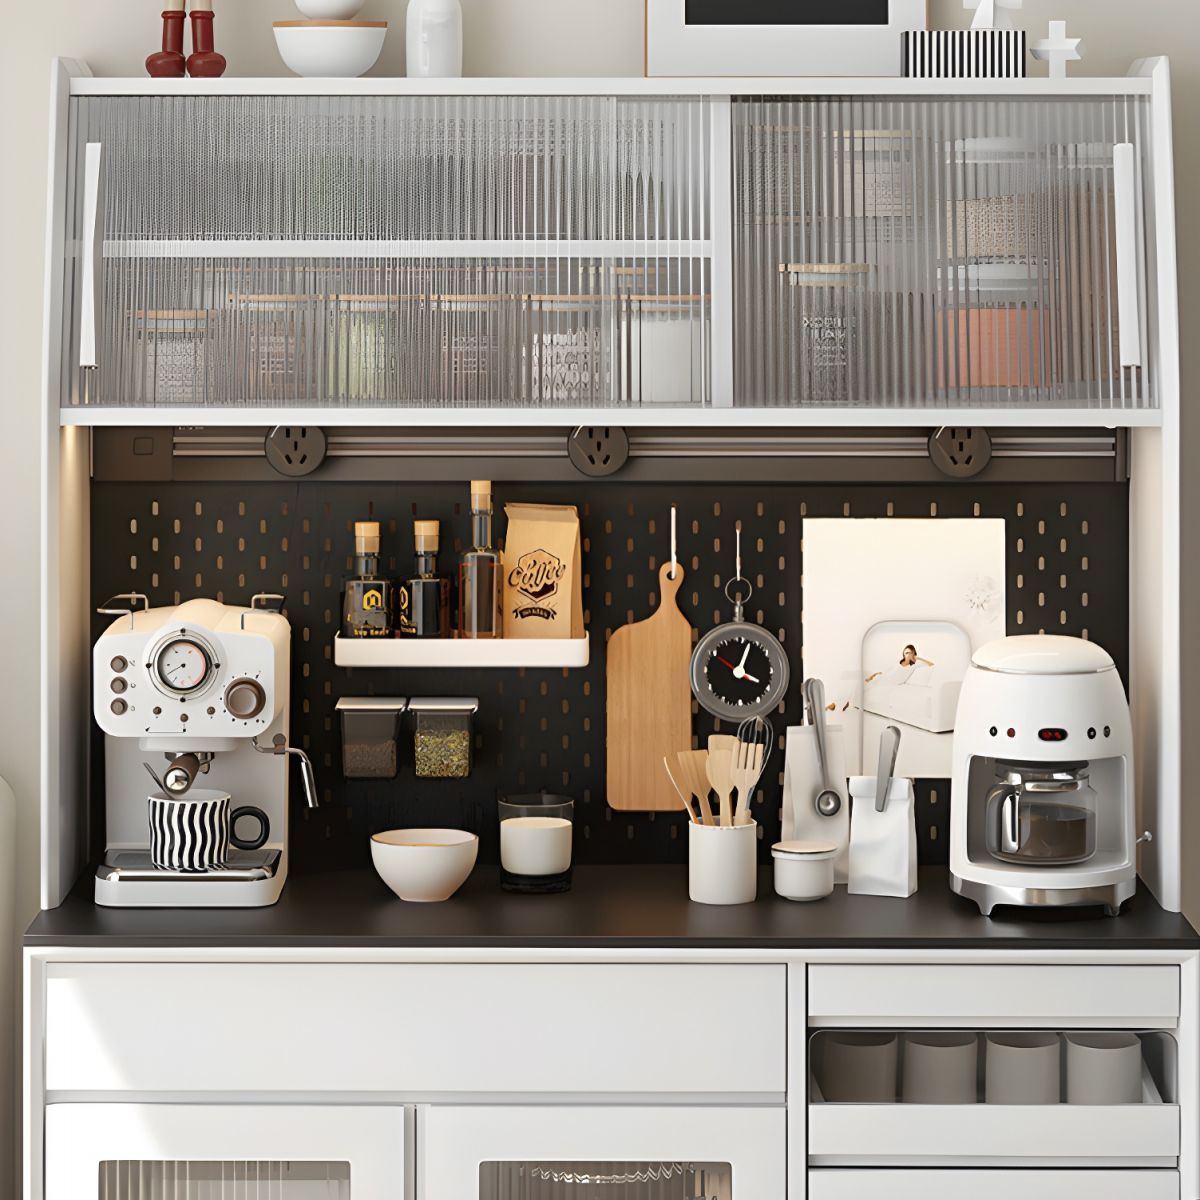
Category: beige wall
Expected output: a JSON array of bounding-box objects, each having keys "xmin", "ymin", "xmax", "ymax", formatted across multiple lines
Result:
[{"xmin": 0, "ymin": 0, "xmax": 1195, "ymax": 1194}]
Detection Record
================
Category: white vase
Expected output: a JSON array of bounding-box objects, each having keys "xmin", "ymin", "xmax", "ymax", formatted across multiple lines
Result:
[{"xmin": 406, "ymin": 0, "xmax": 463, "ymax": 78}]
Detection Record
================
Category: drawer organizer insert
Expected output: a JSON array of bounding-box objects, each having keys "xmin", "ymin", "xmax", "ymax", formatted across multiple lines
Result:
[{"xmin": 808, "ymin": 1028, "xmax": 1179, "ymax": 1168}]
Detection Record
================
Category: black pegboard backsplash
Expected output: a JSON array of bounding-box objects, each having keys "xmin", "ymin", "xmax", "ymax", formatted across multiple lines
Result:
[{"xmin": 89, "ymin": 479, "xmax": 1129, "ymax": 872}]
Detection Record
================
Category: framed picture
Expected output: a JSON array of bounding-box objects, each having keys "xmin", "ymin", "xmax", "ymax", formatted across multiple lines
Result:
[
  {"xmin": 802, "ymin": 518, "xmax": 1006, "ymax": 779},
  {"xmin": 645, "ymin": 0, "xmax": 928, "ymax": 77}
]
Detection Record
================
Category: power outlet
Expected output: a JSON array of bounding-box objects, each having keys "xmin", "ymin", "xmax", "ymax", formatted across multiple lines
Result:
[
  {"xmin": 928, "ymin": 426, "xmax": 992, "ymax": 479},
  {"xmin": 265, "ymin": 426, "xmax": 328, "ymax": 477},
  {"xmin": 567, "ymin": 426, "xmax": 630, "ymax": 478}
]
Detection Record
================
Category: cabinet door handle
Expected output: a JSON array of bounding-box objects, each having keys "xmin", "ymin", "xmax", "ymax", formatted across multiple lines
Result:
[
  {"xmin": 80, "ymin": 141, "xmax": 104, "ymax": 369},
  {"xmin": 1113, "ymin": 142, "xmax": 1142, "ymax": 369}
]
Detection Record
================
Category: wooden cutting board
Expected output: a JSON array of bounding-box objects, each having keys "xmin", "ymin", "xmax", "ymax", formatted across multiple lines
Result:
[{"xmin": 606, "ymin": 562, "xmax": 694, "ymax": 811}]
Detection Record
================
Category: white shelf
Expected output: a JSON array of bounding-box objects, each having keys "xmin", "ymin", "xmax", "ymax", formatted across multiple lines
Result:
[
  {"xmin": 59, "ymin": 406, "xmax": 1164, "ymax": 429},
  {"xmin": 70, "ymin": 75, "xmax": 1154, "ymax": 99},
  {"xmin": 104, "ymin": 239, "xmax": 714, "ymax": 261},
  {"xmin": 334, "ymin": 634, "xmax": 590, "ymax": 670}
]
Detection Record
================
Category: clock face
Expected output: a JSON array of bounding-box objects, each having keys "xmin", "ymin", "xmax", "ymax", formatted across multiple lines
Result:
[
  {"xmin": 691, "ymin": 622, "xmax": 790, "ymax": 721},
  {"xmin": 152, "ymin": 635, "xmax": 216, "ymax": 696}
]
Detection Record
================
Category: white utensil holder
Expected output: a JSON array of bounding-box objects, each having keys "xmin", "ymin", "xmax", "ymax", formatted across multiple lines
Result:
[
  {"xmin": 848, "ymin": 775, "xmax": 918, "ymax": 899},
  {"xmin": 783, "ymin": 725, "xmax": 850, "ymax": 882},
  {"xmin": 688, "ymin": 820, "xmax": 758, "ymax": 906}
]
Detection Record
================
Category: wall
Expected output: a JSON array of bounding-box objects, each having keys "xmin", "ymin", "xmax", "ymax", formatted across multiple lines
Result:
[{"xmin": 0, "ymin": 0, "xmax": 1196, "ymax": 1194}]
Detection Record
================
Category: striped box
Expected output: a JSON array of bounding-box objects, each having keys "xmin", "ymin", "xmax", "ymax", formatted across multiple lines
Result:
[{"xmin": 902, "ymin": 29, "xmax": 1028, "ymax": 79}]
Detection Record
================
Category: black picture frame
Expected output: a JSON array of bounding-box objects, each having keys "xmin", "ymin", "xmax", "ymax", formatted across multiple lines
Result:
[{"xmin": 685, "ymin": 0, "xmax": 891, "ymax": 25}]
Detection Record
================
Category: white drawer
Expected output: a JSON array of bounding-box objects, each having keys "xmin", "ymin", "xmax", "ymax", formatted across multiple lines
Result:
[
  {"xmin": 45, "ymin": 962, "xmax": 786, "ymax": 1094},
  {"xmin": 808, "ymin": 965, "xmax": 1180, "ymax": 1027},
  {"xmin": 809, "ymin": 1169, "xmax": 1179, "ymax": 1200},
  {"xmin": 808, "ymin": 1097, "xmax": 1180, "ymax": 1168}
]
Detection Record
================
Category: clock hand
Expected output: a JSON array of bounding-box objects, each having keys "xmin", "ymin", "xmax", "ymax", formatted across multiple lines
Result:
[
  {"xmin": 737, "ymin": 643, "xmax": 752, "ymax": 671},
  {"xmin": 715, "ymin": 656, "xmax": 738, "ymax": 671}
]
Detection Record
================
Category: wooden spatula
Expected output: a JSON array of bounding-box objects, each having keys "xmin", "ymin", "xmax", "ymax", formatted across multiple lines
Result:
[
  {"xmin": 676, "ymin": 750, "xmax": 715, "ymax": 827},
  {"xmin": 663, "ymin": 756, "xmax": 698, "ymax": 824},
  {"xmin": 709, "ymin": 734, "xmax": 739, "ymax": 755},
  {"xmin": 706, "ymin": 748, "xmax": 736, "ymax": 829}
]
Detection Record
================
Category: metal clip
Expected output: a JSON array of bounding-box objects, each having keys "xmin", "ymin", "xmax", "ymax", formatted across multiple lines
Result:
[
  {"xmin": 97, "ymin": 593, "xmax": 150, "ymax": 630},
  {"xmin": 242, "ymin": 593, "xmax": 286, "ymax": 630}
]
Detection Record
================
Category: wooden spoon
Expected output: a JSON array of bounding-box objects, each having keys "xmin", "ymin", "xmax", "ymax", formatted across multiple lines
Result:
[
  {"xmin": 676, "ymin": 750, "xmax": 715, "ymax": 827},
  {"xmin": 706, "ymin": 748, "xmax": 736, "ymax": 829},
  {"xmin": 663, "ymin": 756, "xmax": 698, "ymax": 824}
]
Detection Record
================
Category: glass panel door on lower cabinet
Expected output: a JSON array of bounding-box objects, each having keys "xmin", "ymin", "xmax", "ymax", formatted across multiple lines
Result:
[
  {"xmin": 419, "ymin": 1106, "xmax": 784, "ymax": 1199},
  {"xmin": 46, "ymin": 1106, "xmax": 406, "ymax": 1200}
]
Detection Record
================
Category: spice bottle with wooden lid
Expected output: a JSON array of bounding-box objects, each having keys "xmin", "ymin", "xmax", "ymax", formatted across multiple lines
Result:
[
  {"xmin": 399, "ymin": 519, "xmax": 450, "ymax": 638},
  {"xmin": 342, "ymin": 521, "xmax": 395, "ymax": 639}
]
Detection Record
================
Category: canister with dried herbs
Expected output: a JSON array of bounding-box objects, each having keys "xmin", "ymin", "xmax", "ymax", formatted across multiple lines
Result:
[{"xmin": 409, "ymin": 697, "xmax": 479, "ymax": 779}]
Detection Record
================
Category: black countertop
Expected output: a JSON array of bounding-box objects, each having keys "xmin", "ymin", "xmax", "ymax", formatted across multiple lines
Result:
[{"xmin": 24, "ymin": 865, "xmax": 1200, "ymax": 951}]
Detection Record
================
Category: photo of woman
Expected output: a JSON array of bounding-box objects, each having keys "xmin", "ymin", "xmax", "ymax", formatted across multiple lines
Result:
[{"xmin": 866, "ymin": 644, "xmax": 935, "ymax": 684}]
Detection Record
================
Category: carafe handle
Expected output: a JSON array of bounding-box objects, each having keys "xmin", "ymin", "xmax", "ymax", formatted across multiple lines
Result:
[{"xmin": 1001, "ymin": 792, "xmax": 1021, "ymax": 856}]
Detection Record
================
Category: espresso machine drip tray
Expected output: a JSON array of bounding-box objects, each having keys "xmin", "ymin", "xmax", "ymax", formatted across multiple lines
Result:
[{"xmin": 97, "ymin": 848, "xmax": 281, "ymax": 884}]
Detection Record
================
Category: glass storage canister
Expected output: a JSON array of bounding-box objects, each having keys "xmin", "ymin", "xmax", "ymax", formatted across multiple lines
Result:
[
  {"xmin": 409, "ymin": 697, "xmax": 479, "ymax": 779},
  {"xmin": 336, "ymin": 697, "xmax": 408, "ymax": 780},
  {"xmin": 984, "ymin": 762, "xmax": 1098, "ymax": 866}
]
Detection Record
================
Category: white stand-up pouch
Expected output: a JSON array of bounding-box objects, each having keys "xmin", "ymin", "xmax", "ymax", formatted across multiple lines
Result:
[{"xmin": 848, "ymin": 775, "xmax": 918, "ymax": 899}]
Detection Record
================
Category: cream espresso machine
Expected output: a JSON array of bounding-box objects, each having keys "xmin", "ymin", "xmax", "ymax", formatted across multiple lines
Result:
[
  {"xmin": 92, "ymin": 595, "xmax": 318, "ymax": 908},
  {"xmin": 950, "ymin": 635, "xmax": 1145, "ymax": 918}
]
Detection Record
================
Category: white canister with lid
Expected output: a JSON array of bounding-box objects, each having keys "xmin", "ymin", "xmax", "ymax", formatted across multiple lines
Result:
[{"xmin": 772, "ymin": 840, "xmax": 839, "ymax": 902}]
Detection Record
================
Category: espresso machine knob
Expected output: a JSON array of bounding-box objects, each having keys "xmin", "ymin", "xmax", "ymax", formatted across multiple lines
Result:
[{"xmin": 225, "ymin": 678, "xmax": 267, "ymax": 720}]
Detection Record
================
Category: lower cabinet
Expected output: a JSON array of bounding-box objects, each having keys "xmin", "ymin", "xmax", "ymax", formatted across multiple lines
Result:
[
  {"xmin": 45, "ymin": 1103, "xmax": 785, "ymax": 1200},
  {"xmin": 46, "ymin": 1105, "xmax": 406, "ymax": 1200},
  {"xmin": 808, "ymin": 1170, "xmax": 1181, "ymax": 1200}
]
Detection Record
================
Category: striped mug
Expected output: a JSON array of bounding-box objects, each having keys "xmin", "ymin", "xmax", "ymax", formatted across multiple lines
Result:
[{"xmin": 148, "ymin": 789, "xmax": 270, "ymax": 872}]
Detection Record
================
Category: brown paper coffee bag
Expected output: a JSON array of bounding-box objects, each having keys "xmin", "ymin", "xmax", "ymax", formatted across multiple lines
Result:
[{"xmin": 502, "ymin": 504, "xmax": 583, "ymax": 640}]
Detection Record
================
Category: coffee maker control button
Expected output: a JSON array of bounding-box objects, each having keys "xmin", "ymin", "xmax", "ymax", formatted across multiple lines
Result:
[
  {"xmin": 225, "ymin": 679, "xmax": 266, "ymax": 720},
  {"xmin": 110, "ymin": 678, "xmax": 128, "ymax": 694},
  {"xmin": 110, "ymin": 699, "xmax": 128, "ymax": 716},
  {"xmin": 110, "ymin": 656, "xmax": 128, "ymax": 673}
]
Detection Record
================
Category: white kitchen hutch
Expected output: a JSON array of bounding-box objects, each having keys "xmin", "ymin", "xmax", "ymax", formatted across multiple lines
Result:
[{"xmin": 27, "ymin": 57, "xmax": 1195, "ymax": 1200}]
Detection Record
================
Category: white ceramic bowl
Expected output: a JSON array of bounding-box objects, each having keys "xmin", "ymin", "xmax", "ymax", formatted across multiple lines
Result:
[
  {"xmin": 370, "ymin": 828, "xmax": 479, "ymax": 902},
  {"xmin": 293, "ymin": 0, "xmax": 366, "ymax": 18},
  {"xmin": 273, "ymin": 21, "xmax": 387, "ymax": 78},
  {"xmin": 772, "ymin": 840, "xmax": 839, "ymax": 902}
]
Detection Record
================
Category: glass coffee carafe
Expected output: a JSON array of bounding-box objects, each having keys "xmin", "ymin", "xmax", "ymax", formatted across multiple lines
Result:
[{"xmin": 984, "ymin": 762, "xmax": 1098, "ymax": 866}]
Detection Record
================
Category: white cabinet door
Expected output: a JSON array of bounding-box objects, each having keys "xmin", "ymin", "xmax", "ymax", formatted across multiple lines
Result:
[
  {"xmin": 46, "ymin": 1105, "xmax": 406, "ymax": 1200},
  {"xmin": 419, "ymin": 1105, "xmax": 785, "ymax": 1199}
]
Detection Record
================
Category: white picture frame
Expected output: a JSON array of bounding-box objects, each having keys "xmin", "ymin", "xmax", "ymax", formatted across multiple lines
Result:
[
  {"xmin": 802, "ymin": 518, "xmax": 1006, "ymax": 779},
  {"xmin": 645, "ymin": 0, "xmax": 929, "ymax": 77}
]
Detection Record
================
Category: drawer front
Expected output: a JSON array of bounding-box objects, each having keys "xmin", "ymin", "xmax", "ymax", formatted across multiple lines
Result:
[
  {"xmin": 45, "ymin": 962, "xmax": 786, "ymax": 1094},
  {"xmin": 808, "ymin": 965, "xmax": 1180, "ymax": 1027},
  {"xmin": 808, "ymin": 1101, "xmax": 1180, "ymax": 1167},
  {"xmin": 809, "ymin": 1169, "xmax": 1179, "ymax": 1200}
]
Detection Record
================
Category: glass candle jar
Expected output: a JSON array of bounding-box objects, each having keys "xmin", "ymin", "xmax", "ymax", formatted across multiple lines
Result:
[{"xmin": 498, "ymin": 794, "xmax": 574, "ymax": 894}]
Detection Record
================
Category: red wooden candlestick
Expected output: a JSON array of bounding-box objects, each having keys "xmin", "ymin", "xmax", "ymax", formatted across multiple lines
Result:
[
  {"xmin": 146, "ymin": 3, "xmax": 186, "ymax": 78},
  {"xmin": 187, "ymin": 1, "xmax": 227, "ymax": 78}
]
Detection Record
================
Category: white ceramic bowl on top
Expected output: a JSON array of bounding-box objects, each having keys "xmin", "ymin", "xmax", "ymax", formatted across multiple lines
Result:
[
  {"xmin": 293, "ymin": 0, "xmax": 366, "ymax": 19},
  {"xmin": 273, "ymin": 21, "xmax": 387, "ymax": 78},
  {"xmin": 371, "ymin": 828, "xmax": 479, "ymax": 902}
]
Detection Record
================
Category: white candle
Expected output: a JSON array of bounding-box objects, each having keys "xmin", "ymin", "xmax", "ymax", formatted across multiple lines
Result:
[{"xmin": 500, "ymin": 816, "xmax": 572, "ymax": 876}]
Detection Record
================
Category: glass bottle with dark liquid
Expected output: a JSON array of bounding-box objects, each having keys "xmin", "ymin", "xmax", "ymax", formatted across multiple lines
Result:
[
  {"xmin": 458, "ymin": 480, "xmax": 501, "ymax": 639},
  {"xmin": 399, "ymin": 519, "xmax": 450, "ymax": 638},
  {"xmin": 342, "ymin": 521, "xmax": 395, "ymax": 638}
]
